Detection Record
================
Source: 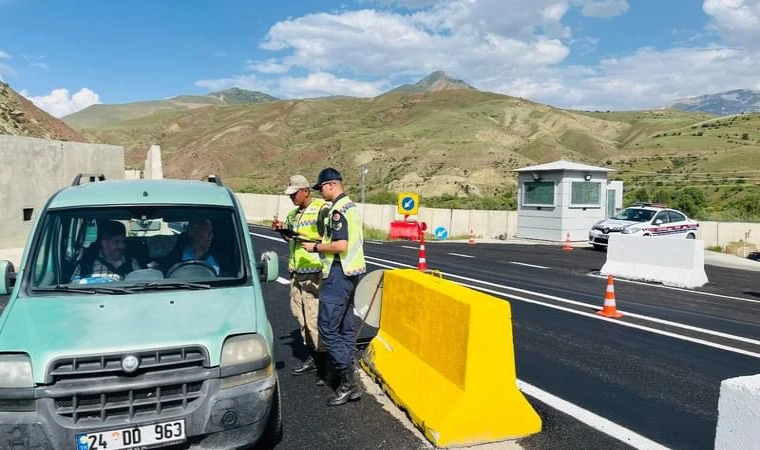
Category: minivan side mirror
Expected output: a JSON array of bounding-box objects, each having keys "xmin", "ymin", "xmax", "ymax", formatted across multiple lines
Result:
[
  {"xmin": 0, "ymin": 260, "xmax": 17, "ymax": 295},
  {"xmin": 257, "ymin": 251, "xmax": 280, "ymax": 283}
]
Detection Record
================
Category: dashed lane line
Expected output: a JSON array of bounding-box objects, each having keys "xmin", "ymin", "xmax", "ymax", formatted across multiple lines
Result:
[
  {"xmin": 510, "ymin": 262, "xmax": 550, "ymax": 269},
  {"xmin": 448, "ymin": 253, "xmax": 475, "ymax": 259}
]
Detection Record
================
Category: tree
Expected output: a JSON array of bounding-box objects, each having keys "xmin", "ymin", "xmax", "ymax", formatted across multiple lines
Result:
[{"xmin": 671, "ymin": 187, "xmax": 707, "ymax": 218}]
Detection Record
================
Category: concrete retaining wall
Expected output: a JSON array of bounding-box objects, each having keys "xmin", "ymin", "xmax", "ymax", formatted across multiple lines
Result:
[
  {"xmin": 234, "ymin": 193, "xmax": 760, "ymax": 247},
  {"xmin": 0, "ymin": 135, "xmax": 125, "ymax": 248}
]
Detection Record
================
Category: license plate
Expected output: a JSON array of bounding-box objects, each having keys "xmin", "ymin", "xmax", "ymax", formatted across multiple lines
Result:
[{"xmin": 76, "ymin": 419, "xmax": 186, "ymax": 450}]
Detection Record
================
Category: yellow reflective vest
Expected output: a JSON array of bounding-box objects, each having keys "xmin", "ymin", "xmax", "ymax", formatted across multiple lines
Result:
[
  {"xmin": 286, "ymin": 198, "xmax": 329, "ymax": 274},
  {"xmin": 320, "ymin": 194, "xmax": 366, "ymax": 277}
]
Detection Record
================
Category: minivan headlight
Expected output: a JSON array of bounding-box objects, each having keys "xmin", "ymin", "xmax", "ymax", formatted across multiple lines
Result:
[
  {"xmin": 220, "ymin": 334, "xmax": 272, "ymax": 389},
  {"xmin": 0, "ymin": 354, "xmax": 33, "ymax": 388}
]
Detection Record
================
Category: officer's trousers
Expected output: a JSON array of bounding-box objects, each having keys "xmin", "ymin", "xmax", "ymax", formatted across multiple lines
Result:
[
  {"xmin": 290, "ymin": 272, "xmax": 323, "ymax": 352},
  {"xmin": 318, "ymin": 264, "xmax": 360, "ymax": 372}
]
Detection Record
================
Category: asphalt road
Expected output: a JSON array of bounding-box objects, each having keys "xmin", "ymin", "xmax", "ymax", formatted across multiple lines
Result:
[
  {"xmin": 3, "ymin": 229, "xmax": 758, "ymax": 449},
  {"xmin": 250, "ymin": 227, "xmax": 760, "ymax": 450}
]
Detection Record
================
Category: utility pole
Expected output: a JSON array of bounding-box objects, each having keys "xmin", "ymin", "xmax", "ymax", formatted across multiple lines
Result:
[{"xmin": 360, "ymin": 164, "xmax": 367, "ymax": 204}]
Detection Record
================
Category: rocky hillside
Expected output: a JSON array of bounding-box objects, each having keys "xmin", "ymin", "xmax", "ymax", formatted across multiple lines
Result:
[
  {"xmin": 666, "ymin": 89, "xmax": 760, "ymax": 116},
  {"xmin": 0, "ymin": 81, "xmax": 88, "ymax": 142}
]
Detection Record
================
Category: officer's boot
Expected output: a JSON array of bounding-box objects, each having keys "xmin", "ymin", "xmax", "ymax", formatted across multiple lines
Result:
[
  {"xmin": 291, "ymin": 350, "xmax": 317, "ymax": 376},
  {"xmin": 326, "ymin": 367, "xmax": 362, "ymax": 407}
]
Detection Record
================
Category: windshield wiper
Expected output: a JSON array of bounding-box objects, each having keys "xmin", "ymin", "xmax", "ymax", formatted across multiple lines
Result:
[
  {"xmin": 32, "ymin": 285, "xmax": 133, "ymax": 294},
  {"xmin": 128, "ymin": 281, "xmax": 211, "ymax": 291}
]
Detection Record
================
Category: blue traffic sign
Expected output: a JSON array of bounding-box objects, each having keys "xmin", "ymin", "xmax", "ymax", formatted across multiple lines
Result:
[
  {"xmin": 434, "ymin": 226, "xmax": 449, "ymax": 240},
  {"xmin": 401, "ymin": 196, "xmax": 416, "ymax": 211}
]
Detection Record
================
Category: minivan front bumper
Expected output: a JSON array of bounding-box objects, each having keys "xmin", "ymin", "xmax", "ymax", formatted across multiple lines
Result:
[{"xmin": 0, "ymin": 372, "xmax": 277, "ymax": 450}]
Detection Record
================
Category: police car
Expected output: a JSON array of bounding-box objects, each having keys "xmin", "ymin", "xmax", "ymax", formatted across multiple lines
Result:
[{"xmin": 589, "ymin": 203, "xmax": 699, "ymax": 250}]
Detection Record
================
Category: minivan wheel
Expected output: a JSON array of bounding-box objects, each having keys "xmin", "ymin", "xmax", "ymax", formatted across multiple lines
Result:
[{"xmin": 259, "ymin": 381, "xmax": 283, "ymax": 447}]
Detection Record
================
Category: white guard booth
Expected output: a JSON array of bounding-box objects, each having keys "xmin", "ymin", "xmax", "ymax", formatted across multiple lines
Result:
[{"xmin": 513, "ymin": 160, "xmax": 623, "ymax": 242}]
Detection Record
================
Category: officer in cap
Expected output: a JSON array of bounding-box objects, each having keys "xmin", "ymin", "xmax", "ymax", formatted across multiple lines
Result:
[
  {"xmin": 302, "ymin": 167, "xmax": 366, "ymax": 406},
  {"xmin": 272, "ymin": 175, "xmax": 332, "ymax": 385}
]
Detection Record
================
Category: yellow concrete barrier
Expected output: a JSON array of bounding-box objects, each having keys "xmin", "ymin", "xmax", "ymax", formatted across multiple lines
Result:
[{"xmin": 361, "ymin": 269, "xmax": 541, "ymax": 447}]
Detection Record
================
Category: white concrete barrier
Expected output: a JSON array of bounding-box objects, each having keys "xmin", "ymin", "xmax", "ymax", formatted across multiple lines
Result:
[
  {"xmin": 714, "ymin": 374, "xmax": 760, "ymax": 450},
  {"xmin": 600, "ymin": 234, "xmax": 708, "ymax": 289}
]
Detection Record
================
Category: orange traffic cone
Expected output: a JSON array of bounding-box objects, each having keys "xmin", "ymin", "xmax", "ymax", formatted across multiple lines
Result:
[
  {"xmin": 468, "ymin": 230, "xmax": 475, "ymax": 245},
  {"xmin": 563, "ymin": 232, "xmax": 573, "ymax": 251},
  {"xmin": 597, "ymin": 275, "xmax": 623, "ymax": 318}
]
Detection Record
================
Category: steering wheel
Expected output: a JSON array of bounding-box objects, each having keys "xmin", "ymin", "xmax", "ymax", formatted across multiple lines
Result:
[{"xmin": 165, "ymin": 260, "xmax": 218, "ymax": 279}]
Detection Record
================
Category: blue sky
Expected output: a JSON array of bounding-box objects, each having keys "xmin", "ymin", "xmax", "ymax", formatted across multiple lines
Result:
[{"xmin": 1, "ymin": 0, "xmax": 759, "ymax": 117}]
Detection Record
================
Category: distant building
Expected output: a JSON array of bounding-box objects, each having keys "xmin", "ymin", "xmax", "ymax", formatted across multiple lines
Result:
[{"xmin": 512, "ymin": 160, "xmax": 623, "ymax": 242}]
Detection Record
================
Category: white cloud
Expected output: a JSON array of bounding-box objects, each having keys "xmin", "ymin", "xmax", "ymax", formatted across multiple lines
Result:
[
  {"xmin": 246, "ymin": 58, "xmax": 290, "ymax": 74},
  {"xmin": 0, "ymin": 50, "xmax": 10, "ymax": 59},
  {"xmin": 198, "ymin": 0, "xmax": 760, "ymax": 110},
  {"xmin": 485, "ymin": 46, "xmax": 760, "ymax": 110},
  {"xmin": 20, "ymin": 87, "xmax": 102, "ymax": 118},
  {"xmin": 278, "ymin": 72, "xmax": 387, "ymax": 97},
  {"xmin": 703, "ymin": 0, "xmax": 760, "ymax": 49},
  {"xmin": 575, "ymin": 0, "xmax": 629, "ymax": 17},
  {"xmin": 253, "ymin": 8, "xmax": 570, "ymax": 79}
]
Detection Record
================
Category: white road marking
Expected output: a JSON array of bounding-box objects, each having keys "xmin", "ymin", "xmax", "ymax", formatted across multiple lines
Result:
[
  {"xmin": 366, "ymin": 241, "xmax": 385, "ymax": 245},
  {"xmin": 365, "ymin": 258, "xmax": 674, "ymax": 448},
  {"xmin": 364, "ymin": 256, "xmax": 760, "ymax": 357},
  {"xmin": 250, "ymin": 234, "xmax": 760, "ymax": 351},
  {"xmin": 251, "ymin": 232, "xmax": 285, "ymax": 243},
  {"xmin": 588, "ymin": 272, "xmax": 760, "ymax": 304},
  {"xmin": 448, "ymin": 253, "xmax": 474, "ymax": 259},
  {"xmin": 275, "ymin": 277, "xmax": 290, "ymax": 285},
  {"xmin": 401, "ymin": 245, "xmax": 418, "ymax": 250},
  {"xmin": 517, "ymin": 380, "xmax": 670, "ymax": 450},
  {"xmin": 510, "ymin": 261, "xmax": 550, "ymax": 269}
]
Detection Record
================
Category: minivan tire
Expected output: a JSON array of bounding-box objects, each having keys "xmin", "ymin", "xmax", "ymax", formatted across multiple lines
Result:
[{"xmin": 259, "ymin": 381, "xmax": 283, "ymax": 448}]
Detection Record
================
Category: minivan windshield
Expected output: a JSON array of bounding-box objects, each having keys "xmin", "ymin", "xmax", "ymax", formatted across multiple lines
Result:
[
  {"xmin": 27, "ymin": 205, "xmax": 248, "ymax": 293},
  {"xmin": 611, "ymin": 208, "xmax": 656, "ymax": 223}
]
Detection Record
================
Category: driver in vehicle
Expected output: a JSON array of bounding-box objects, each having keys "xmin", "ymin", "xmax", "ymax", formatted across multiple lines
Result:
[
  {"xmin": 70, "ymin": 220, "xmax": 142, "ymax": 283},
  {"xmin": 179, "ymin": 218, "xmax": 221, "ymax": 275}
]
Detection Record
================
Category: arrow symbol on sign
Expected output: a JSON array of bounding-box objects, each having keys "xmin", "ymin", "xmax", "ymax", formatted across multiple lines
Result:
[{"xmin": 404, "ymin": 199, "xmax": 413, "ymax": 209}]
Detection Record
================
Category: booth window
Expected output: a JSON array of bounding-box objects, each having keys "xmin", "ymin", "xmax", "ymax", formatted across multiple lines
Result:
[
  {"xmin": 571, "ymin": 181, "xmax": 601, "ymax": 206},
  {"xmin": 23, "ymin": 208, "xmax": 34, "ymax": 221},
  {"xmin": 523, "ymin": 181, "xmax": 555, "ymax": 206}
]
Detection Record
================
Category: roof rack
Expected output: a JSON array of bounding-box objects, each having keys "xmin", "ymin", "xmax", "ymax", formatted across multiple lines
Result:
[
  {"xmin": 206, "ymin": 174, "xmax": 223, "ymax": 186},
  {"xmin": 71, "ymin": 173, "xmax": 106, "ymax": 186}
]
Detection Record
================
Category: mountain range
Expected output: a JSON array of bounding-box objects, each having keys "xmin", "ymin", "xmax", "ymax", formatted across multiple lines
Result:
[
  {"xmin": 62, "ymin": 71, "xmax": 479, "ymax": 129},
  {"xmin": 664, "ymin": 89, "xmax": 760, "ymax": 116},
  {"xmin": 3, "ymin": 71, "xmax": 759, "ymax": 219}
]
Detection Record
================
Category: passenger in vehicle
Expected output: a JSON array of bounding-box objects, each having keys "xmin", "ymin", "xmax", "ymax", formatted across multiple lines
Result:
[{"xmin": 70, "ymin": 220, "xmax": 142, "ymax": 283}]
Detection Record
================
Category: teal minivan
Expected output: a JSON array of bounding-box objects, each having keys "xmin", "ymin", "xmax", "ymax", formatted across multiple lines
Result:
[{"xmin": 0, "ymin": 174, "xmax": 282, "ymax": 449}]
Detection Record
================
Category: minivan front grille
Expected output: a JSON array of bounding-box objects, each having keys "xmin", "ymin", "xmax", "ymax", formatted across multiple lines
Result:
[
  {"xmin": 47, "ymin": 346, "xmax": 208, "ymax": 383},
  {"xmin": 53, "ymin": 381, "xmax": 204, "ymax": 424}
]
